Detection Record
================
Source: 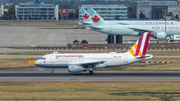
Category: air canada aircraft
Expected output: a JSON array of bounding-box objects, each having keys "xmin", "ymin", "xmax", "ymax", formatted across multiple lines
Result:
[
  {"xmin": 79, "ymin": 7, "xmax": 180, "ymax": 26},
  {"xmin": 85, "ymin": 7, "xmax": 180, "ymax": 39},
  {"xmin": 35, "ymin": 32, "xmax": 153, "ymax": 75}
]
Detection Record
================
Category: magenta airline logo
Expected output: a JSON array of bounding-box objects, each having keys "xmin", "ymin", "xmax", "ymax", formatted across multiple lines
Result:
[{"xmin": 56, "ymin": 55, "xmax": 84, "ymax": 59}]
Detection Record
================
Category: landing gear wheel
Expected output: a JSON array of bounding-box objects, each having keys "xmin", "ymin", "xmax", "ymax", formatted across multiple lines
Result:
[
  {"xmin": 89, "ymin": 70, "xmax": 94, "ymax": 75},
  {"xmin": 51, "ymin": 71, "xmax": 54, "ymax": 75},
  {"xmin": 51, "ymin": 67, "xmax": 54, "ymax": 75}
]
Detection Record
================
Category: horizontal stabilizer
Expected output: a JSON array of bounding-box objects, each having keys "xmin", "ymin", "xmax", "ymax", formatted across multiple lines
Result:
[
  {"xmin": 82, "ymin": 22, "xmax": 92, "ymax": 25},
  {"xmin": 87, "ymin": 26, "xmax": 103, "ymax": 30}
]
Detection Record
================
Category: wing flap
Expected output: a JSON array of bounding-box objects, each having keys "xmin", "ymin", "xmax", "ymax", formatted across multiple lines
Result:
[{"xmin": 129, "ymin": 27, "xmax": 155, "ymax": 33}]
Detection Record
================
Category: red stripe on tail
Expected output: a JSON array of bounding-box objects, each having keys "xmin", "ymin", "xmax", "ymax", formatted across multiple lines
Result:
[
  {"xmin": 142, "ymin": 32, "xmax": 151, "ymax": 56},
  {"xmin": 135, "ymin": 34, "xmax": 143, "ymax": 56}
]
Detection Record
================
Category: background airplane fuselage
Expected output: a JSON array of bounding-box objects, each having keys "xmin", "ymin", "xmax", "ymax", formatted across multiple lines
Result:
[
  {"xmin": 80, "ymin": 21, "xmax": 180, "ymax": 26},
  {"xmin": 90, "ymin": 24, "xmax": 180, "ymax": 36}
]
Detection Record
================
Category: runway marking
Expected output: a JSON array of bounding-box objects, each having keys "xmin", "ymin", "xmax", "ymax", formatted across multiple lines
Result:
[{"xmin": 36, "ymin": 69, "xmax": 45, "ymax": 71}]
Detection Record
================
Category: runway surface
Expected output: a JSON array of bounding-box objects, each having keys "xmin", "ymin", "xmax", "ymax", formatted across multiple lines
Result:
[{"xmin": 1, "ymin": 67, "xmax": 180, "ymax": 82}]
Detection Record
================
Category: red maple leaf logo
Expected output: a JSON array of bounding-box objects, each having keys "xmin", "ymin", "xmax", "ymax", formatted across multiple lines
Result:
[
  {"xmin": 83, "ymin": 13, "xmax": 89, "ymax": 19},
  {"xmin": 92, "ymin": 15, "xmax": 100, "ymax": 22}
]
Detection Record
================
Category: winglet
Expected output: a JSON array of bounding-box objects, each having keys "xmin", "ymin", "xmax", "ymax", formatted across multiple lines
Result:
[
  {"xmin": 87, "ymin": 7, "xmax": 107, "ymax": 26},
  {"xmin": 128, "ymin": 32, "xmax": 151, "ymax": 57}
]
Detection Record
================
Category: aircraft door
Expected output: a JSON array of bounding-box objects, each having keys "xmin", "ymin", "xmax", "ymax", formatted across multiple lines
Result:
[
  {"xmin": 50, "ymin": 55, "xmax": 54, "ymax": 63},
  {"xmin": 79, "ymin": 57, "xmax": 84, "ymax": 62}
]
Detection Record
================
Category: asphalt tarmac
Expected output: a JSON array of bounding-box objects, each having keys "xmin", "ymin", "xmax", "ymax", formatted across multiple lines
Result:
[
  {"xmin": 0, "ymin": 26, "xmax": 159, "ymax": 47},
  {"xmin": 0, "ymin": 67, "xmax": 180, "ymax": 82}
]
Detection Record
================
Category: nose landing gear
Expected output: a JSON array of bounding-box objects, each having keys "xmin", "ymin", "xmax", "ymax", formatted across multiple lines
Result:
[{"xmin": 51, "ymin": 67, "xmax": 54, "ymax": 75}]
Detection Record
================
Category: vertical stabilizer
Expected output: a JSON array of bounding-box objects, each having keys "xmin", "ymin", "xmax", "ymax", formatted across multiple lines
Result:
[
  {"xmin": 79, "ymin": 7, "xmax": 92, "ymax": 22},
  {"xmin": 128, "ymin": 32, "xmax": 151, "ymax": 57},
  {"xmin": 87, "ymin": 7, "xmax": 107, "ymax": 26}
]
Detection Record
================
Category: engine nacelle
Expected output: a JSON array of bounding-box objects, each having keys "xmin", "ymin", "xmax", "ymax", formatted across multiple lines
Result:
[
  {"xmin": 94, "ymin": 64, "xmax": 106, "ymax": 69},
  {"xmin": 68, "ymin": 65, "xmax": 86, "ymax": 73},
  {"xmin": 154, "ymin": 32, "xmax": 166, "ymax": 39}
]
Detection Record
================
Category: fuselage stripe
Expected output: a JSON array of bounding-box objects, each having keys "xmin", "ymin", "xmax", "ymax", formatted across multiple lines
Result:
[{"xmin": 129, "ymin": 48, "xmax": 135, "ymax": 56}]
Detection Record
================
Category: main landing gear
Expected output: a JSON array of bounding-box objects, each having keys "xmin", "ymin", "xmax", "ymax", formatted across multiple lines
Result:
[
  {"xmin": 88, "ymin": 67, "xmax": 94, "ymax": 75},
  {"xmin": 89, "ymin": 70, "xmax": 94, "ymax": 75},
  {"xmin": 51, "ymin": 67, "xmax": 54, "ymax": 75}
]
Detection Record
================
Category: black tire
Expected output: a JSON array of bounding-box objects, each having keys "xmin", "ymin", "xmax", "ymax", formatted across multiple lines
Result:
[
  {"xmin": 89, "ymin": 71, "xmax": 94, "ymax": 75},
  {"xmin": 51, "ymin": 71, "xmax": 54, "ymax": 75}
]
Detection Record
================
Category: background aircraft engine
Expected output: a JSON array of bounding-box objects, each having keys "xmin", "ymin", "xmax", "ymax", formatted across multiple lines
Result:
[
  {"xmin": 68, "ymin": 65, "xmax": 86, "ymax": 72},
  {"xmin": 154, "ymin": 32, "xmax": 166, "ymax": 39}
]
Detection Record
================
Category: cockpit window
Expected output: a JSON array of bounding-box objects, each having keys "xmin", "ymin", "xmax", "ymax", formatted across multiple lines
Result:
[{"xmin": 40, "ymin": 57, "xmax": 46, "ymax": 60}]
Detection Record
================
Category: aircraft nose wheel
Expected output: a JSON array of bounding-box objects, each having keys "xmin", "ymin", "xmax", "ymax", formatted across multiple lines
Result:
[
  {"xmin": 51, "ymin": 71, "xmax": 54, "ymax": 75},
  {"xmin": 89, "ymin": 70, "xmax": 94, "ymax": 75},
  {"xmin": 51, "ymin": 67, "xmax": 54, "ymax": 75}
]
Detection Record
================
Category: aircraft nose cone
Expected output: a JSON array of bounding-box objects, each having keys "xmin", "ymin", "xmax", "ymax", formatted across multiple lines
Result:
[{"xmin": 34, "ymin": 60, "xmax": 39, "ymax": 66}]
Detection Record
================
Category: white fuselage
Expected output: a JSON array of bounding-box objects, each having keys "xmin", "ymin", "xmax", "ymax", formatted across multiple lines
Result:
[
  {"xmin": 106, "ymin": 20, "xmax": 180, "ymax": 25},
  {"xmin": 80, "ymin": 20, "xmax": 180, "ymax": 26},
  {"xmin": 35, "ymin": 52, "xmax": 153, "ymax": 68},
  {"xmin": 89, "ymin": 24, "xmax": 180, "ymax": 36}
]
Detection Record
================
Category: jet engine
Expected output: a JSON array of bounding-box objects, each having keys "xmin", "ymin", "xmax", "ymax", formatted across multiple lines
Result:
[
  {"xmin": 68, "ymin": 65, "xmax": 86, "ymax": 72},
  {"xmin": 154, "ymin": 32, "xmax": 166, "ymax": 39}
]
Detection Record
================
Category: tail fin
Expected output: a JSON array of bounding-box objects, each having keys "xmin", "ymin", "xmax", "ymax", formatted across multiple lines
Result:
[
  {"xmin": 128, "ymin": 32, "xmax": 151, "ymax": 57},
  {"xmin": 79, "ymin": 7, "xmax": 92, "ymax": 22},
  {"xmin": 87, "ymin": 7, "xmax": 107, "ymax": 26}
]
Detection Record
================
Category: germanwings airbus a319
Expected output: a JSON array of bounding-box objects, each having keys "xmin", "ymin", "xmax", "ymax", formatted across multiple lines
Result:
[
  {"xmin": 35, "ymin": 32, "xmax": 153, "ymax": 75},
  {"xmin": 79, "ymin": 7, "xmax": 180, "ymax": 26},
  {"xmin": 83, "ymin": 7, "xmax": 180, "ymax": 39}
]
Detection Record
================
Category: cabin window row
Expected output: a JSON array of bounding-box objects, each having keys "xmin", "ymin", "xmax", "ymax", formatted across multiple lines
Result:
[{"xmin": 58, "ymin": 58, "xmax": 120, "ymax": 60}]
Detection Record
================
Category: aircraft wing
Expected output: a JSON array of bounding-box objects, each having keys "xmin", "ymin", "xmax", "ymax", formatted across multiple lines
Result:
[
  {"xmin": 72, "ymin": 61, "xmax": 105, "ymax": 66},
  {"xmin": 128, "ymin": 27, "xmax": 155, "ymax": 34}
]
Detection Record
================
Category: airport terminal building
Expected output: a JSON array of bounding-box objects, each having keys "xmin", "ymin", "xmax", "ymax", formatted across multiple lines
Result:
[
  {"xmin": 137, "ymin": 1, "xmax": 179, "ymax": 19},
  {"xmin": 80, "ymin": 5, "xmax": 127, "ymax": 20},
  {"xmin": 15, "ymin": 2, "xmax": 59, "ymax": 20}
]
